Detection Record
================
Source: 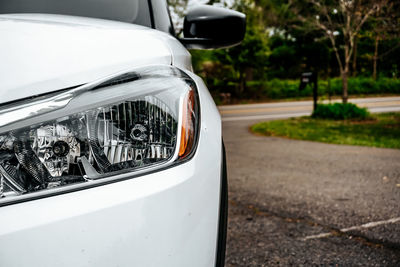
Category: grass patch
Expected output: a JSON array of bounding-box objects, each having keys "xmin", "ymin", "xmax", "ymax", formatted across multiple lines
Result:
[{"xmin": 251, "ymin": 112, "xmax": 400, "ymax": 149}]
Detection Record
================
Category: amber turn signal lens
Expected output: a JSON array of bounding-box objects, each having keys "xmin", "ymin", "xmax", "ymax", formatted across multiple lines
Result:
[{"xmin": 179, "ymin": 89, "xmax": 196, "ymax": 158}]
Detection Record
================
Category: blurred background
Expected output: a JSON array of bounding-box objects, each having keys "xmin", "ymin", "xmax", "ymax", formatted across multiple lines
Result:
[
  {"xmin": 169, "ymin": 1, "xmax": 400, "ymax": 265},
  {"xmin": 169, "ymin": 0, "xmax": 400, "ymax": 105}
]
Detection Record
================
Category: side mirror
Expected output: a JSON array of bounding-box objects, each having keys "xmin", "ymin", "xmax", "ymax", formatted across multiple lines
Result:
[{"xmin": 180, "ymin": 5, "xmax": 246, "ymax": 49}]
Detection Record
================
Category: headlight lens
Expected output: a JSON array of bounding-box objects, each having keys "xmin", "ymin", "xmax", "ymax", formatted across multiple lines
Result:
[{"xmin": 0, "ymin": 66, "xmax": 199, "ymax": 204}]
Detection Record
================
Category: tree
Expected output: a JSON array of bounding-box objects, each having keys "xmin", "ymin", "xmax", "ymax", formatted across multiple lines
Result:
[
  {"xmin": 298, "ymin": 0, "xmax": 388, "ymax": 103},
  {"xmin": 190, "ymin": 0, "xmax": 269, "ymax": 98},
  {"xmin": 213, "ymin": 0, "xmax": 269, "ymax": 96},
  {"xmin": 367, "ymin": 1, "xmax": 400, "ymax": 79},
  {"xmin": 168, "ymin": 0, "xmax": 189, "ymax": 35}
]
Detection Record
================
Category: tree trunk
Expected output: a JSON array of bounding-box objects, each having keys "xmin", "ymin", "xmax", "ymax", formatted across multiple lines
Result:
[
  {"xmin": 352, "ymin": 37, "xmax": 358, "ymax": 77},
  {"xmin": 244, "ymin": 67, "xmax": 254, "ymax": 82},
  {"xmin": 373, "ymin": 36, "xmax": 379, "ymax": 80},
  {"xmin": 238, "ymin": 71, "xmax": 245, "ymax": 96},
  {"xmin": 341, "ymin": 70, "xmax": 349, "ymax": 104}
]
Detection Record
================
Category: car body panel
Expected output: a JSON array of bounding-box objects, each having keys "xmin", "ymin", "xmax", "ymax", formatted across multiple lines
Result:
[
  {"xmin": 0, "ymin": 14, "xmax": 191, "ymax": 105},
  {"xmin": 0, "ymin": 70, "xmax": 222, "ymax": 266},
  {"xmin": 0, "ymin": 9, "xmax": 223, "ymax": 267}
]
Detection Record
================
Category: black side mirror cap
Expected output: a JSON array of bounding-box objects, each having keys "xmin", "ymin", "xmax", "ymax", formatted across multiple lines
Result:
[{"xmin": 180, "ymin": 5, "xmax": 246, "ymax": 49}]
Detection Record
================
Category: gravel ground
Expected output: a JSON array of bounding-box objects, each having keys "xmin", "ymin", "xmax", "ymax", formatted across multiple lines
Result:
[{"xmin": 223, "ymin": 120, "xmax": 400, "ymax": 266}]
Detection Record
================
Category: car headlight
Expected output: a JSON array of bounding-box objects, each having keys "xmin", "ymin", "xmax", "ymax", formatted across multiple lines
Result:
[{"xmin": 0, "ymin": 66, "xmax": 199, "ymax": 205}]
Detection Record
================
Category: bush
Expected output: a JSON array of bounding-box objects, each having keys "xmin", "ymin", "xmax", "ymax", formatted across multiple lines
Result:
[
  {"xmin": 209, "ymin": 77, "xmax": 400, "ymax": 101},
  {"xmin": 312, "ymin": 103, "xmax": 370, "ymax": 120}
]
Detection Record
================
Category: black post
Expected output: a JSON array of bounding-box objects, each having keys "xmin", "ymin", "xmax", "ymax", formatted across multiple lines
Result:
[
  {"xmin": 313, "ymin": 73, "xmax": 318, "ymax": 111},
  {"xmin": 299, "ymin": 72, "xmax": 318, "ymax": 111},
  {"xmin": 327, "ymin": 78, "xmax": 331, "ymax": 102}
]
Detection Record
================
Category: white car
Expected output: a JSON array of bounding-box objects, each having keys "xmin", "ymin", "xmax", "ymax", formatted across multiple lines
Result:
[{"xmin": 0, "ymin": 1, "xmax": 245, "ymax": 266}]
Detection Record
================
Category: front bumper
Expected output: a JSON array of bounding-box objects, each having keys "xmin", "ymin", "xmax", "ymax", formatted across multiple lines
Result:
[{"xmin": 0, "ymin": 72, "xmax": 223, "ymax": 267}]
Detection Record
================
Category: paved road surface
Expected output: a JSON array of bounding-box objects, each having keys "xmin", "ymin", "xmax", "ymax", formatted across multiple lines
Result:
[
  {"xmin": 220, "ymin": 96, "xmax": 400, "ymax": 122},
  {"xmin": 221, "ymin": 97, "xmax": 400, "ymax": 266}
]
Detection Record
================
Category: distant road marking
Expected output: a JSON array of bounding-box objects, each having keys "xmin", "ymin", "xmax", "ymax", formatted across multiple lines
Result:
[
  {"xmin": 219, "ymin": 105, "xmax": 311, "ymax": 115},
  {"xmin": 219, "ymin": 101, "xmax": 400, "ymax": 114},
  {"xmin": 369, "ymin": 106, "xmax": 400, "ymax": 113},
  {"xmin": 218, "ymin": 97, "xmax": 400, "ymax": 111},
  {"xmin": 358, "ymin": 100, "xmax": 400, "ymax": 108},
  {"xmin": 303, "ymin": 217, "xmax": 400, "ymax": 241},
  {"xmin": 220, "ymin": 97, "xmax": 400, "ymax": 120},
  {"xmin": 221, "ymin": 104, "xmax": 400, "ymax": 121},
  {"xmin": 222, "ymin": 112, "xmax": 310, "ymax": 122}
]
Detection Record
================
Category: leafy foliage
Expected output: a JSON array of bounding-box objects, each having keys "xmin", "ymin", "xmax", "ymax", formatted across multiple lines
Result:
[
  {"xmin": 245, "ymin": 77, "xmax": 400, "ymax": 100},
  {"xmin": 169, "ymin": 0, "xmax": 400, "ymax": 102},
  {"xmin": 192, "ymin": 0, "xmax": 269, "ymax": 97}
]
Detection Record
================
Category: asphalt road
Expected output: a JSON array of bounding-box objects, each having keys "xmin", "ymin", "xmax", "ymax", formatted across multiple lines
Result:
[
  {"xmin": 220, "ymin": 96, "xmax": 400, "ymax": 122},
  {"xmin": 221, "ymin": 97, "xmax": 400, "ymax": 266}
]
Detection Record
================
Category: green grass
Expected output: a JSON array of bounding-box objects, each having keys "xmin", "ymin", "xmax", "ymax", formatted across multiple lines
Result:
[{"xmin": 251, "ymin": 112, "xmax": 400, "ymax": 149}]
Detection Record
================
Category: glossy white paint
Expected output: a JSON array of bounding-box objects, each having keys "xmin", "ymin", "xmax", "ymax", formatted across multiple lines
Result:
[
  {"xmin": 0, "ymin": 14, "xmax": 192, "ymax": 104},
  {"xmin": 0, "ymin": 13, "xmax": 222, "ymax": 267},
  {"xmin": 0, "ymin": 73, "xmax": 222, "ymax": 267}
]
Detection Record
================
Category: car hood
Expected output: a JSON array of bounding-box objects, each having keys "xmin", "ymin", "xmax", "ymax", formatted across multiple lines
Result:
[{"xmin": 0, "ymin": 14, "xmax": 188, "ymax": 105}]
